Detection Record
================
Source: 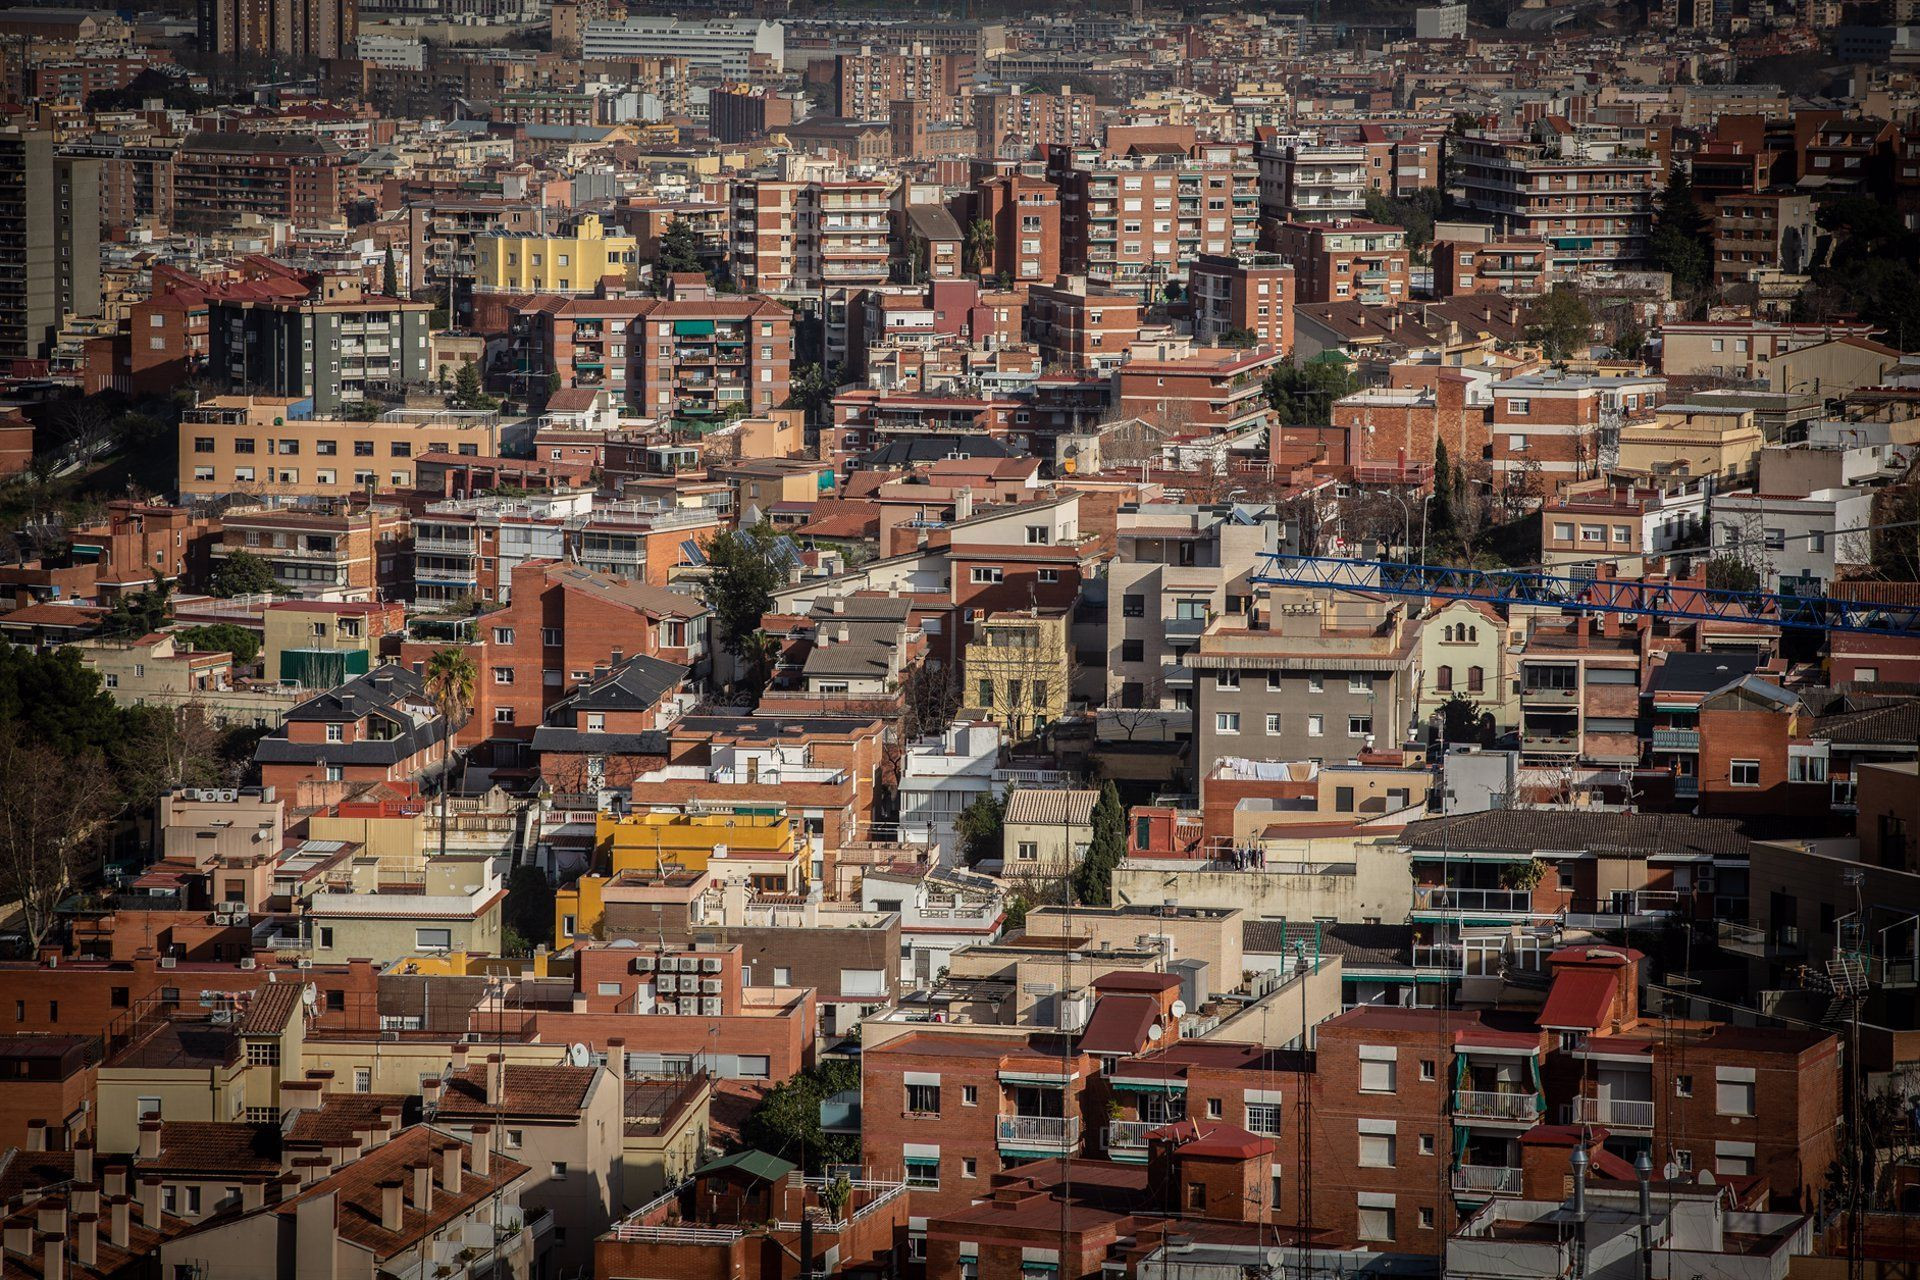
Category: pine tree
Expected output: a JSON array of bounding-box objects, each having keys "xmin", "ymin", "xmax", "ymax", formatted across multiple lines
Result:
[
  {"xmin": 1647, "ymin": 167, "xmax": 1711, "ymax": 297},
  {"xmin": 1072, "ymin": 781, "xmax": 1127, "ymax": 906},
  {"xmin": 382, "ymin": 246, "xmax": 399, "ymax": 297}
]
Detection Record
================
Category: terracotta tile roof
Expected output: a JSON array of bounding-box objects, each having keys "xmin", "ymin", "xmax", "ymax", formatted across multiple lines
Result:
[
  {"xmin": 284, "ymin": 1094, "xmax": 414, "ymax": 1146},
  {"xmin": 434, "ymin": 1064, "xmax": 595, "ymax": 1120},
  {"xmin": 235, "ymin": 981, "xmax": 303, "ymax": 1036},
  {"xmin": 269, "ymin": 1126, "xmax": 528, "ymax": 1260},
  {"xmin": 146, "ymin": 1121, "xmax": 284, "ymax": 1176}
]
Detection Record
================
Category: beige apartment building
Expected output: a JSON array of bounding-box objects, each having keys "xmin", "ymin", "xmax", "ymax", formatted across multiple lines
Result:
[
  {"xmin": 73, "ymin": 632, "xmax": 306, "ymax": 726},
  {"xmin": 1616, "ymin": 402, "xmax": 1765, "ymax": 488},
  {"xmin": 1000, "ymin": 787, "xmax": 1097, "ymax": 878},
  {"xmin": 302, "ymin": 854, "xmax": 507, "ymax": 959},
  {"xmin": 179, "ymin": 395, "xmax": 504, "ymax": 500}
]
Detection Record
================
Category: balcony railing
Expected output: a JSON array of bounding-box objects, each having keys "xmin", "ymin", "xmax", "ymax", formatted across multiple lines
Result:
[
  {"xmin": 1573, "ymin": 1096, "xmax": 1654, "ymax": 1128},
  {"xmin": 997, "ymin": 1114, "xmax": 1081, "ymax": 1150},
  {"xmin": 1412, "ymin": 943, "xmax": 1464, "ymax": 970},
  {"xmin": 1520, "ymin": 685, "xmax": 1579, "ymax": 703},
  {"xmin": 1652, "ymin": 728, "xmax": 1701, "ymax": 751},
  {"xmin": 1451, "ymin": 1165, "xmax": 1523, "ymax": 1194},
  {"xmin": 1415, "ymin": 886, "xmax": 1535, "ymax": 914},
  {"xmin": 1454, "ymin": 1091, "xmax": 1542, "ymax": 1121},
  {"xmin": 1107, "ymin": 1119, "xmax": 1166, "ymax": 1152}
]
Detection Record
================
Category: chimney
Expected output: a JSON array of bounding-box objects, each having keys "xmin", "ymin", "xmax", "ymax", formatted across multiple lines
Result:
[
  {"xmin": 3, "ymin": 1222, "xmax": 29, "ymax": 1257},
  {"xmin": 380, "ymin": 1180, "xmax": 404, "ymax": 1233},
  {"xmin": 26, "ymin": 1121, "xmax": 46, "ymax": 1152},
  {"xmin": 136, "ymin": 1178, "xmax": 161, "ymax": 1227},
  {"xmin": 422, "ymin": 1076, "xmax": 444, "ymax": 1109},
  {"xmin": 107, "ymin": 1198, "xmax": 129, "ymax": 1250},
  {"xmin": 35, "ymin": 1202, "xmax": 61, "ymax": 1238},
  {"xmin": 380, "ymin": 1104, "xmax": 403, "ymax": 1139},
  {"xmin": 468, "ymin": 1126, "xmax": 492, "ymax": 1178},
  {"xmin": 138, "ymin": 1120, "xmax": 162, "ymax": 1160},
  {"xmin": 485, "ymin": 1054, "xmax": 505, "ymax": 1106},
  {"xmin": 409, "ymin": 1162, "xmax": 433, "ymax": 1214},
  {"xmin": 103, "ymin": 1166, "xmax": 125, "ymax": 1200},
  {"xmin": 40, "ymin": 1233, "xmax": 63, "ymax": 1280},
  {"xmin": 451, "ymin": 1042, "xmax": 470, "ymax": 1074},
  {"xmin": 439, "ymin": 1143, "xmax": 462, "ymax": 1196},
  {"xmin": 243, "ymin": 1182, "xmax": 266, "ymax": 1211},
  {"xmin": 605, "ymin": 1037, "xmax": 627, "ymax": 1082},
  {"xmin": 75, "ymin": 1215, "xmax": 97, "ymax": 1269}
]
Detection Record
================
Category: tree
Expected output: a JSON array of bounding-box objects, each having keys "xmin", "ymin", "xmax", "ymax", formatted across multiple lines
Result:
[
  {"xmin": 1705, "ymin": 555, "xmax": 1761, "ymax": 592},
  {"xmin": 452, "ymin": 360, "xmax": 497, "ymax": 410},
  {"xmin": 740, "ymin": 1059, "xmax": 861, "ymax": 1171},
  {"xmin": 900, "ymin": 661, "xmax": 962, "ymax": 741},
  {"xmin": 743, "ymin": 629, "xmax": 784, "ymax": 697},
  {"xmin": 0, "ymin": 642, "xmax": 124, "ymax": 756},
  {"xmin": 1217, "ymin": 326, "xmax": 1260, "ymax": 349},
  {"xmin": 784, "ymin": 361, "xmax": 843, "ymax": 428},
  {"xmin": 1524, "ymin": 288, "xmax": 1594, "ymax": 361},
  {"xmin": 1265, "ymin": 356, "xmax": 1359, "ymax": 426},
  {"xmin": 503, "ymin": 864, "xmax": 554, "ymax": 952},
  {"xmin": 100, "ymin": 574, "xmax": 174, "ymax": 639},
  {"xmin": 955, "ymin": 792, "xmax": 1005, "ymax": 868},
  {"xmin": 116, "ymin": 704, "xmax": 225, "ymax": 811},
  {"xmin": 423, "ymin": 648, "xmax": 477, "ymax": 859},
  {"xmin": 1364, "ymin": 187, "xmax": 1446, "ymax": 257},
  {"xmin": 657, "ymin": 219, "xmax": 706, "ymax": 287},
  {"xmin": 382, "ymin": 245, "xmax": 400, "ymax": 297},
  {"xmin": 1646, "ymin": 167, "xmax": 1711, "ymax": 298},
  {"xmin": 1072, "ymin": 781, "xmax": 1127, "ymax": 907},
  {"xmin": 177, "ymin": 623, "xmax": 262, "ymax": 667},
  {"xmin": 0, "ymin": 727, "xmax": 118, "ymax": 948},
  {"xmin": 209, "ymin": 551, "xmax": 280, "ymax": 598},
  {"xmin": 698, "ymin": 524, "xmax": 789, "ymax": 663},
  {"xmin": 964, "ymin": 216, "xmax": 996, "ymax": 275}
]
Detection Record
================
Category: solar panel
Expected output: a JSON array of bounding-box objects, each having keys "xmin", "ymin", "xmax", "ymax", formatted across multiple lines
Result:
[{"xmin": 679, "ymin": 539, "xmax": 708, "ymax": 566}]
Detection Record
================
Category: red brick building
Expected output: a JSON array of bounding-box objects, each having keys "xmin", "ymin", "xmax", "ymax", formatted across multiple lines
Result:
[
  {"xmin": 1432, "ymin": 235, "xmax": 1553, "ymax": 297},
  {"xmin": 974, "ymin": 88, "xmax": 1098, "ymax": 160},
  {"xmin": 1026, "ymin": 276, "xmax": 1142, "ymax": 371},
  {"xmin": 1270, "ymin": 219, "xmax": 1410, "ymax": 305},
  {"xmin": 972, "ymin": 172, "xmax": 1063, "ymax": 285},
  {"xmin": 1188, "ymin": 252, "xmax": 1294, "ymax": 354}
]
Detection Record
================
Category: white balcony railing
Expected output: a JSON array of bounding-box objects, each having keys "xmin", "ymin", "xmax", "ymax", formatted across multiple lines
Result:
[
  {"xmin": 1107, "ymin": 1118, "xmax": 1166, "ymax": 1151},
  {"xmin": 997, "ymin": 1114, "xmax": 1081, "ymax": 1149},
  {"xmin": 1452, "ymin": 1165, "xmax": 1523, "ymax": 1194},
  {"xmin": 1454, "ymin": 1090, "xmax": 1542, "ymax": 1121},
  {"xmin": 1415, "ymin": 886, "xmax": 1536, "ymax": 914},
  {"xmin": 1574, "ymin": 1096, "xmax": 1655, "ymax": 1128}
]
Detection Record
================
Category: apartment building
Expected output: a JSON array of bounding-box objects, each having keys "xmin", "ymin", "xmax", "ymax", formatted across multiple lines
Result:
[
  {"xmin": 1255, "ymin": 138, "xmax": 1370, "ymax": 223},
  {"xmin": 1107, "ymin": 502, "xmax": 1281, "ymax": 714},
  {"xmin": 75, "ymin": 632, "xmax": 305, "ymax": 726},
  {"xmin": 566, "ymin": 500, "xmax": 723, "ymax": 588},
  {"xmin": 179, "ymin": 396, "xmax": 501, "ymax": 500},
  {"xmin": 1188, "ymin": 589, "xmax": 1420, "ymax": 768},
  {"xmin": 1616, "ymin": 402, "xmax": 1765, "ymax": 489},
  {"xmin": 1711, "ymin": 191, "xmax": 1816, "ymax": 285},
  {"xmin": 579, "ymin": 16, "xmax": 785, "ymax": 75},
  {"xmin": 962, "ymin": 608, "xmax": 1071, "ymax": 741},
  {"xmin": 1271, "ymin": 219, "xmax": 1410, "ymax": 305},
  {"xmin": 1026, "ymin": 275, "xmax": 1143, "ymax": 370},
  {"xmin": 263, "ymin": 599, "xmax": 404, "ymax": 687},
  {"xmin": 974, "ymin": 87, "xmax": 1098, "ymax": 159},
  {"xmin": 1451, "ymin": 130, "xmax": 1658, "ymax": 271},
  {"xmin": 410, "ymin": 494, "xmax": 584, "ymax": 607},
  {"xmin": 1414, "ymin": 599, "xmax": 1514, "ymax": 731},
  {"xmin": 65, "ymin": 500, "xmax": 218, "ymax": 598},
  {"xmin": 1113, "ymin": 344, "xmax": 1285, "ymax": 432},
  {"xmin": 837, "ymin": 44, "xmax": 972, "ymax": 122},
  {"xmin": 973, "ymin": 171, "xmax": 1065, "ymax": 284},
  {"xmin": 1513, "ymin": 616, "xmax": 1643, "ymax": 766},
  {"xmin": 630, "ymin": 286, "xmax": 794, "ymax": 419},
  {"xmin": 730, "ymin": 177, "xmax": 893, "ymax": 298},
  {"xmin": 1490, "ymin": 373, "xmax": 1665, "ymax": 496},
  {"xmin": 1329, "ymin": 365, "xmax": 1492, "ymax": 479},
  {"xmin": 253, "ymin": 665, "xmax": 453, "ymax": 791},
  {"xmin": 1709, "ymin": 487, "xmax": 1873, "ymax": 595},
  {"xmin": 204, "ymin": 268, "xmax": 432, "ymax": 416},
  {"xmin": 1045, "ymin": 142, "xmax": 1262, "ymax": 296},
  {"xmin": 1540, "ymin": 475, "xmax": 1710, "ymax": 577},
  {"xmin": 302, "ymin": 854, "xmax": 506, "ymax": 959},
  {"xmin": 472, "ymin": 214, "xmax": 640, "ymax": 299},
  {"xmin": 212, "ymin": 502, "xmax": 408, "ymax": 600},
  {"xmin": 0, "ymin": 128, "xmax": 102, "ymax": 360},
  {"xmin": 1657, "ymin": 318, "xmax": 1880, "ymax": 384},
  {"xmin": 173, "ymin": 133, "xmax": 351, "ymax": 234},
  {"xmin": 1188, "ymin": 252, "xmax": 1294, "ymax": 352},
  {"xmin": 198, "ymin": 0, "xmax": 357, "ymax": 60},
  {"xmin": 1431, "ymin": 234, "xmax": 1553, "ymax": 297}
]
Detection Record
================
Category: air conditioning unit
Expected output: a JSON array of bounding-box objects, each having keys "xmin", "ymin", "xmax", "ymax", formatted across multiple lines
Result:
[
  {"xmin": 633, "ymin": 956, "xmax": 655, "ymax": 973},
  {"xmin": 678, "ymin": 998, "xmax": 698, "ymax": 1016},
  {"xmin": 296, "ymin": 959, "xmax": 313, "ymax": 970},
  {"xmin": 703, "ymin": 998, "xmax": 722, "ymax": 1017},
  {"xmin": 238, "ymin": 957, "xmax": 257, "ymax": 970},
  {"xmin": 701, "ymin": 957, "xmax": 722, "ymax": 974},
  {"xmin": 702, "ymin": 979, "xmax": 722, "ymax": 995},
  {"xmin": 219, "ymin": 900, "xmax": 247, "ymax": 914},
  {"xmin": 214, "ymin": 913, "xmax": 232, "ymax": 925},
  {"xmin": 658, "ymin": 975, "xmax": 678, "ymax": 993},
  {"xmin": 159, "ymin": 957, "xmax": 177, "ymax": 969},
  {"xmin": 659, "ymin": 956, "xmax": 680, "ymax": 973},
  {"xmin": 230, "ymin": 912, "xmax": 248, "ymax": 927}
]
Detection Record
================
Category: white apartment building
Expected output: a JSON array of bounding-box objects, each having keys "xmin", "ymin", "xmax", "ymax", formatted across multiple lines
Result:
[
  {"xmin": 1256, "ymin": 138, "xmax": 1370, "ymax": 223},
  {"xmin": 581, "ymin": 17, "xmax": 785, "ymax": 75},
  {"xmin": 1710, "ymin": 486, "xmax": 1873, "ymax": 595}
]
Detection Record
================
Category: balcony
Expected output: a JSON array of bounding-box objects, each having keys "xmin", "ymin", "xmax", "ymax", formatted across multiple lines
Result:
[
  {"xmin": 1451, "ymin": 1165, "xmax": 1523, "ymax": 1194},
  {"xmin": 1107, "ymin": 1118, "xmax": 1163, "ymax": 1158},
  {"xmin": 1413, "ymin": 943, "xmax": 1464, "ymax": 971},
  {"xmin": 997, "ymin": 1114, "xmax": 1081, "ymax": 1154},
  {"xmin": 1520, "ymin": 733, "xmax": 1579, "ymax": 754},
  {"xmin": 1675, "ymin": 776, "xmax": 1700, "ymax": 799},
  {"xmin": 1520, "ymin": 684, "xmax": 1579, "ymax": 704},
  {"xmin": 1718, "ymin": 921, "xmax": 1803, "ymax": 960},
  {"xmin": 1565, "ymin": 890, "xmax": 1682, "ymax": 930},
  {"xmin": 1652, "ymin": 727, "xmax": 1700, "ymax": 751},
  {"xmin": 1415, "ymin": 886, "xmax": 1536, "ymax": 915},
  {"xmin": 1454, "ymin": 1091, "xmax": 1542, "ymax": 1122},
  {"xmin": 1573, "ymin": 1096, "xmax": 1654, "ymax": 1128}
]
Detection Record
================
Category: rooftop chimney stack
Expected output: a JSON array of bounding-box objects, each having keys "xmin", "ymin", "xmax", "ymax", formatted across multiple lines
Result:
[
  {"xmin": 439, "ymin": 1142, "xmax": 462, "ymax": 1196},
  {"xmin": 380, "ymin": 1180, "xmax": 404, "ymax": 1233},
  {"xmin": 469, "ymin": 1127, "xmax": 492, "ymax": 1178},
  {"xmin": 486, "ymin": 1054, "xmax": 505, "ymax": 1106},
  {"xmin": 107, "ymin": 1198, "xmax": 129, "ymax": 1250},
  {"xmin": 75, "ymin": 1214, "xmax": 98, "ymax": 1269},
  {"xmin": 138, "ymin": 1121, "xmax": 161, "ymax": 1161},
  {"xmin": 410, "ymin": 1162, "xmax": 433, "ymax": 1214}
]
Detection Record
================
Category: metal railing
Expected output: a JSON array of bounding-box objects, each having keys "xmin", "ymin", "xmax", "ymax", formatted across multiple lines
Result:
[
  {"xmin": 1451, "ymin": 1165, "xmax": 1523, "ymax": 1193},
  {"xmin": 1415, "ymin": 886, "xmax": 1535, "ymax": 913},
  {"xmin": 1454, "ymin": 1091, "xmax": 1542, "ymax": 1121},
  {"xmin": 1652, "ymin": 728, "xmax": 1701, "ymax": 751},
  {"xmin": 1574, "ymin": 1096, "xmax": 1655, "ymax": 1128},
  {"xmin": 997, "ymin": 1114, "xmax": 1081, "ymax": 1147},
  {"xmin": 1107, "ymin": 1119, "xmax": 1168, "ymax": 1151}
]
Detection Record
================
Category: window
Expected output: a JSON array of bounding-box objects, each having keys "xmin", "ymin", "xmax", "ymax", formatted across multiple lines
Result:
[
  {"xmin": 1336, "ymin": 786, "xmax": 1355, "ymax": 813},
  {"xmin": 1468, "ymin": 666, "xmax": 1484, "ymax": 693},
  {"xmin": 1123, "ymin": 594, "xmax": 1145, "ymax": 617},
  {"xmin": 1121, "ymin": 639, "xmax": 1144, "ymax": 662},
  {"xmin": 1207, "ymin": 1098, "xmax": 1224, "ymax": 1119},
  {"xmin": 1039, "ymin": 568, "xmax": 1059, "ymax": 583},
  {"xmin": 494, "ymin": 708, "xmax": 516, "ymax": 725},
  {"xmin": 962, "ymin": 1158, "xmax": 978, "ymax": 1178},
  {"xmin": 1359, "ymin": 1132, "xmax": 1396, "ymax": 1168},
  {"xmin": 962, "ymin": 1085, "xmax": 978, "ymax": 1106},
  {"xmin": 1025, "ymin": 525, "xmax": 1050, "ymax": 545},
  {"xmin": 1216, "ymin": 670, "xmax": 1239, "ymax": 690},
  {"xmin": 551, "ymin": 1162, "xmax": 569, "ymax": 1180},
  {"xmin": 1016, "ymin": 841, "xmax": 1038, "ymax": 862},
  {"xmin": 1419, "ymin": 1207, "xmax": 1435, "ymax": 1230},
  {"xmin": 111, "ymin": 986, "xmax": 129, "ymax": 1008},
  {"xmin": 1307, "ymin": 674, "xmax": 1324, "ymax": 694},
  {"xmin": 1859, "ymin": 666, "xmax": 1879, "ymax": 683},
  {"xmin": 1436, "ymin": 665, "xmax": 1453, "ymax": 691},
  {"xmin": 1419, "ymin": 1059, "xmax": 1436, "ymax": 1081},
  {"xmin": 1715, "ymin": 1071, "xmax": 1755, "ymax": 1117},
  {"xmin": 906, "ymin": 1158, "xmax": 940, "ymax": 1189},
  {"xmin": 493, "ymin": 627, "xmax": 515, "ymax": 645},
  {"xmin": 505, "ymin": 1130, "xmax": 524, "ymax": 1149},
  {"xmin": 1187, "ymin": 1182, "xmax": 1207, "ymax": 1210},
  {"xmin": 542, "ymin": 627, "xmax": 561, "ymax": 647},
  {"xmin": 1715, "ymin": 1144, "xmax": 1754, "ymax": 1177},
  {"xmin": 415, "ymin": 927, "xmax": 453, "ymax": 950},
  {"xmin": 353, "ymin": 1068, "xmax": 372, "ymax": 1093},
  {"xmin": 1729, "ymin": 759, "xmax": 1761, "ymax": 787},
  {"xmin": 1307, "ymin": 714, "xmax": 1324, "ymax": 738},
  {"xmin": 318, "ymin": 927, "xmax": 334, "ymax": 949},
  {"xmin": 970, "ymin": 566, "xmax": 1003, "ymax": 584},
  {"xmin": 1553, "ymin": 522, "xmax": 1574, "ymax": 541},
  {"xmin": 1215, "ymin": 712, "xmax": 1241, "ymax": 734},
  {"xmin": 1348, "ymin": 674, "xmax": 1369, "ymax": 693},
  {"xmin": 1508, "ymin": 397, "xmax": 1531, "ymax": 415},
  {"xmin": 137, "ymin": 1096, "xmax": 162, "ymax": 1120},
  {"xmin": 1675, "ymin": 1074, "xmax": 1694, "ymax": 1098},
  {"xmin": 1348, "ymin": 715, "xmax": 1373, "ymax": 738},
  {"xmin": 1357, "ymin": 1201, "xmax": 1395, "ymax": 1242},
  {"xmin": 1508, "ymin": 434, "xmax": 1529, "ymax": 452},
  {"xmin": 326, "ymin": 724, "xmax": 344, "ymax": 743},
  {"xmin": 1359, "ymin": 1048, "xmax": 1396, "ymax": 1093},
  {"xmin": 493, "ymin": 667, "xmax": 515, "ymax": 685},
  {"xmin": 1246, "ymin": 1103, "xmax": 1281, "ymax": 1134},
  {"xmin": 1419, "ymin": 1133, "xmax": 1436, "ymax": 1156},
  {"xmin": 1266, "ymin": 713, "xmax": 1282, "ymax": 734},
  {"xmin": 1788, "ymin": 751, "xmax": 1828, "ymax": 783},
  {"xmin": 906, "ymin": 1083, "xmax": 941, "ymax": 1114}
]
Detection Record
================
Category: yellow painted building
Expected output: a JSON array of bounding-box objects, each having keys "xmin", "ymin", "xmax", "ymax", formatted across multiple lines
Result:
[
  {"xmin": 474, "ymin": 214, "xmax": 639, "ymax": 295},
  {"xmin": 963, "ymin": 609, "xmax": 1071, "ymax": 743},
  {"xmin": 557, "ymin": 810, "xmax": 804, "ymax": 941}
]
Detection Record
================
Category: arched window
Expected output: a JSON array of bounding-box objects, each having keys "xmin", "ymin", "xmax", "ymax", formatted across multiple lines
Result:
[
  {"xmin": 1468, "ymin": 666, "xmax": 1484, "ymax": 693},
  {"xmin": 1467, "ymin": 625, "xmax": 1479, "ymax": 643},
  {"xmin": 1437, "ymin": 665, "xmax": 1453, "ymax": 691}
]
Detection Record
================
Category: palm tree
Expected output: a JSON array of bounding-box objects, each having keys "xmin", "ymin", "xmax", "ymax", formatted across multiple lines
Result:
[
  {"xmin": 745, "ymin": 629, "xmax": 783, "ymax": 696},
  {"xmin": 964, "ymin": 217, "xmax": 995, "ymax": 276},
  {"xmin": 423, "ymin": 647, "xmax": 477, "ymax": 859}
]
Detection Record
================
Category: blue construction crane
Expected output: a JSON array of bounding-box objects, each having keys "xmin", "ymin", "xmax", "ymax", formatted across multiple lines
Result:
[{"xmin": 1248, "ymin": 554, "xmax": 1920, "ymax": 637}]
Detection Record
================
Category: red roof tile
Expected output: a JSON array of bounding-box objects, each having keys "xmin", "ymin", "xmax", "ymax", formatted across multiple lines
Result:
[{"xmin": 1537, "ymin": 968, "xmax": 1618, "ymax": 1032}]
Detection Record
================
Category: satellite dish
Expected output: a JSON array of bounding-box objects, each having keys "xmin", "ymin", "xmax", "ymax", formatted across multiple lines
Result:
[
  {"xmin": 1662, "ymin": 1162, "xmax": 1680, "ymax": 1181},
  {"xmin": 302, "ymin": 985, "xmax": 318, "ymax": 1007},
  {"xmin": 1696, "ymin": 1170, "xmax": 1715, "ymax": 1186},
  {"xmin": 568, "ymin": 1042, "xmax": 591, "ymax": 1068},
  {"xmin": 1170, "ymin": 1000, "xmax": 1188, "ymax": 1020},
  {"xmin": 1147, "ymin": 1023, "xmax": 1164, "ymax": 1042}
]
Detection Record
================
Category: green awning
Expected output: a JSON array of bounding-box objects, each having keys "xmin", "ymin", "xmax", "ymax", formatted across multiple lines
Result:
[
  {"xmin": 280, "ymin": 648, "xmax": 367, "ymax": 687},
  {"xmin": 693, "ymin": 1149, "xmax": 795, "ymax": 1184},
  {"xmin": 673, "ymin": 320, "xmax": 716, "ymax": 337}
]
